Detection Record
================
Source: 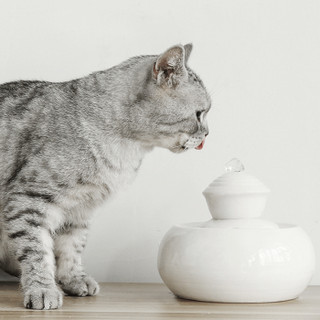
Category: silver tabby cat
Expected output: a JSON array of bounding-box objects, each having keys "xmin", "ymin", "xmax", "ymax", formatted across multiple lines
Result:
[{"xmin": 0, "ymin": 44, "xmax": 210, "ymax": 309}]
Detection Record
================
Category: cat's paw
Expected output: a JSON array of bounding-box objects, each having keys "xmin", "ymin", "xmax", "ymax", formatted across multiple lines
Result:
[
  {"xmin": 59, "ymin": 275, "xmax": 100, "ymax": 297},
  {"xmin": 24, "ymin": 286, "xmax": 63, "ymax": 310}
]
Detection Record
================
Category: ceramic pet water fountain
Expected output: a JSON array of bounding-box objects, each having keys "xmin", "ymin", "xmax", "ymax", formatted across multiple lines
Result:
[{"xmin": 158, "ymin": 159, "xmax": 316, "ymax": 303}]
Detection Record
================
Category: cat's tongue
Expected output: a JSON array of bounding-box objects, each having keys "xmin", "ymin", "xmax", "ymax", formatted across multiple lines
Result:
[{"xmin": 195, "ymin": 139, "xmax": 205, "ymax": 150}]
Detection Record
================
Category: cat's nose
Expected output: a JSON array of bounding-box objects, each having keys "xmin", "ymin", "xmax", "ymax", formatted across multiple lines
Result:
[{"xmin": 205, "ymin": 132, "xmax": 209, "ymax": 137}]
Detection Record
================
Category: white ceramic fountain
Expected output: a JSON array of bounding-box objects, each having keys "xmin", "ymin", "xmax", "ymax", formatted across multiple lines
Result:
[{"xmin": 158, "ymin": 159, "xmax": 316, "ymax": 303}]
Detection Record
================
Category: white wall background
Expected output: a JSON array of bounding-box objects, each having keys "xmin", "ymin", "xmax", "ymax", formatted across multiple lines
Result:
[{"xmin": 0, "ymin": 0, "xmax": 319, "ymax": 284}]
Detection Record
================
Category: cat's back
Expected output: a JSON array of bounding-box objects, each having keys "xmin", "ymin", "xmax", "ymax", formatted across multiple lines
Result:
[
  {"xmin": 0, "ymin": 80, "xmax": 51, "ymax": 117},
  {"xmin": 0, "ymin": 79, "xmax": 48, "ymax": 96}
]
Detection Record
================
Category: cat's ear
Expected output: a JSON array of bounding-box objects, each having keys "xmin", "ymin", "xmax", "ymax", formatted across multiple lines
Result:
[
  {"xmin": 184, "ymin": 43, "xmax": 193, "ymax": 63},
  {"xmin": 153, "ymin": 45, "xmax": 188, "ymax": 88}
]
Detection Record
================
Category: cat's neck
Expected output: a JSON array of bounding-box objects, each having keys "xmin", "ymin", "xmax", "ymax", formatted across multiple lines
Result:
[
  {"xmin": 78, "ymin": 55, "xmax": 155, "ymax": 109},
  {"xmin": 75, "ymin": 56, "xmax": 156, "ymax": 155}
]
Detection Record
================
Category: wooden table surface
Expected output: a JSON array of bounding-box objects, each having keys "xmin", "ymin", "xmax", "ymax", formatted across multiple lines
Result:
[{"xmin": 0, "ymin": 283, "xmax": 319, "ymax": 319}]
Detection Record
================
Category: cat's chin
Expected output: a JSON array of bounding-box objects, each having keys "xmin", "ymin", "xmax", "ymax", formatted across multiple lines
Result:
[{"xmin": 168, "ymin": 146, "xmax": 188, "ymax": 154}]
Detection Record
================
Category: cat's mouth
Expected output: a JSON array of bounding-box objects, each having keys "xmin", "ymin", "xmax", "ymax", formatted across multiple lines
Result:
[
  {"xmin": 180, "ymin": 138, "xmax": 206, "ymax": 152},
  {"xmin": 195, "ymin": 139, "xmax": 205, "ymax": 150}
]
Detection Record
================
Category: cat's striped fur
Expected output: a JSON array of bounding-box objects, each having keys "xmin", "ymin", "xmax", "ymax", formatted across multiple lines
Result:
[{"xmin": 0, "ymin": 44, "xmax": 210, "ymax": 309}]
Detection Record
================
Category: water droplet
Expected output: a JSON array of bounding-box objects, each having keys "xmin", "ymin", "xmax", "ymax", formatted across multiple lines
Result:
[{"xmin": 225, "ymin": 158, "xmax": 245, "ymax": 173}]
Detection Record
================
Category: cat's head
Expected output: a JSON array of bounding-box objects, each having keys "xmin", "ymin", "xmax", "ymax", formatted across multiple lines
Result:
[{"xmin": 137, "ymin": 44, "xmax": 211, "ymax": 153}]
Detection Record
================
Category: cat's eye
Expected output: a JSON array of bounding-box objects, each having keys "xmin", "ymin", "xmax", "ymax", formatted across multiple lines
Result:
[{"xmin": 196, "ymin": 111, "xmax": 203, "ymax": 122}]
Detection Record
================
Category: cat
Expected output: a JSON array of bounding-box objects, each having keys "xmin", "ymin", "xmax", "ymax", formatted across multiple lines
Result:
[{"xmin": 0, "ymin": 44, "xmax": 211, "ymax": 309}]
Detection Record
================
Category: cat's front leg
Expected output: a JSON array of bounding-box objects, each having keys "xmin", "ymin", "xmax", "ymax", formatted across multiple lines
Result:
[
  {"xmin": 54, "ymin": 225, "xmax": 100, "ymax": 297},
  {"xmin": 3, "ymin": 199, "xmax": 63, "ymax": 310}
]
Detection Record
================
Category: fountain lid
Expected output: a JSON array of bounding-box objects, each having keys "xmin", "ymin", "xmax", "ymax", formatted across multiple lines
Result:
[
  {"xmin": 201, "ymin": 159, "xmax": 276, "ymax": 229},
  {"xmin": 203, "ymin": 159, "xmax": 270, "ymax": 195}
]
